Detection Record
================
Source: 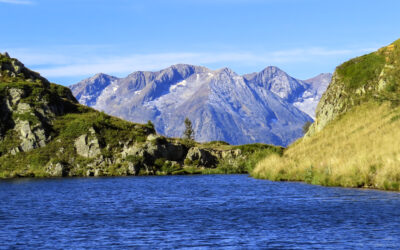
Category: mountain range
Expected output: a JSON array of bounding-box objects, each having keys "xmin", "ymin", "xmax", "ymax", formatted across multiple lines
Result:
[{"xmin": 70, "ymin": 65, "xmax": 331, "ymax": 146}]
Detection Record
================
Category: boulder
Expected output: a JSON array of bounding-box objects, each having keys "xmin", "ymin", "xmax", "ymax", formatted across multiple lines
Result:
[
  {"xmin": 127, "ymin": 162, "xmax": 141, "ymax": 175},
  {"xmin": 122, "ymin": 139, "xmax": 187, "ymax": 163},
  {"xmin": 185, "ymin": 147, "xmax": 217, "ymax": 167},
  {"xmin": 15, "ymin": 119, "xmax": 47, "ymax": 152},
  {"xmin": 146, "ymin": 134, "xmax": 161, "ymax": 141},
  {"xmin": 74, "ymin": 127, "xmax": 101, "ymax": 158},
  {"xmin": 16, "ymin": 103, "xmax": 31, "ymax": 114},
  {"xmin": 94, "ymin": 168, "xmax": 103, "ymax": 177},
  {"xmin": 165, "ymin": 143, "xmax": 187, "ymax": 161},
  {"xmin": 8, "ymin": 88, "xmax": 24, "ymax": 106},
  {"xmin": 46, "ymin": 162, "xmax": 69, "ymax": 177}
]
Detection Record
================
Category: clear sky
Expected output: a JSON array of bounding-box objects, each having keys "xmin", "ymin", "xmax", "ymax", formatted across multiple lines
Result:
[{"xmin": 1, "ymin": 0, "xmax": 400, "ymax": 85}]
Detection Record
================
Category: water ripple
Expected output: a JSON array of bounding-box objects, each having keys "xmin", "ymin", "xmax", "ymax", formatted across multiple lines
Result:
[{"xmin": 1, "ymin": 175, "xmax": 400, "ymax": 248}]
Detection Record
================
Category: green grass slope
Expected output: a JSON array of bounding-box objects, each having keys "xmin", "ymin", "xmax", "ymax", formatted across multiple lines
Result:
[{"xmin": 252, "ymin": 39, "xmax": 400, "ymax": 191}]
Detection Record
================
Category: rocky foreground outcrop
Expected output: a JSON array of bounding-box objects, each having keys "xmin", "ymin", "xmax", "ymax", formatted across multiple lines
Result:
[
  {"xmin": 0, "ymin": 53, "xmax": 282, "ymax": 178},
  {"xmin": 307, "ymin": 41, "xmax": 400, "ymax": 136}
]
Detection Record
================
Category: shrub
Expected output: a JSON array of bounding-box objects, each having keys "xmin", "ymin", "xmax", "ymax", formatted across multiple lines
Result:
[
  {"xmin": 126, "ymin": 155, "xmax": 144, "ymax": 165},
  {"xmin": 183, "ymin": 117, "xmax": 195, "ymax": 140}
]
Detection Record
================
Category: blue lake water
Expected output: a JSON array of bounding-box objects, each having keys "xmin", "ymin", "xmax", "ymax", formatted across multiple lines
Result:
[{"xmin": 1, "ymin": 174, "xmax": 400, "ymax": 249}]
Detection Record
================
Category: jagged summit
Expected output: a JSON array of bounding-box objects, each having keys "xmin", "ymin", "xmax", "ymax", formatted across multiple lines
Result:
[
  {"xmin": 0, "ymin": 52, "xmax": 49, "ymax": 86},
  {"xmin": 93, "ymin": 73, "xmax": 114, "ymax": 79},
  {"xmin": 244, "ymin": 66, "xmax": 307, "ymax": 101},
  {"xmin": 70, "ymin": 73, "xmax": 118, "ymax": 107},
  {"xmin": 170, "ymin": 63, "xmax": 208, "ymax": 71},
  {"xmin": 71, "ymin": 64, "xmax": 332, "ymax": 146},
  {"xmin": 216, "ymin": 67, "xmax": 236, "ymax": 75}
]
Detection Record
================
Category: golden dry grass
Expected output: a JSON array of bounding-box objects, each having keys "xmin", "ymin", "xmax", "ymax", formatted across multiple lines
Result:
[{"xmin": 252, "ymin": 101, "xmax": 400, "ymax": 191}]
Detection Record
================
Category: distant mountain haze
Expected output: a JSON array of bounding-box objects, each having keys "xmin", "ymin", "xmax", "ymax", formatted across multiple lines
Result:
[{"xmin": 70, "ymin": 65, "xmax": 331, "ymax": 146}]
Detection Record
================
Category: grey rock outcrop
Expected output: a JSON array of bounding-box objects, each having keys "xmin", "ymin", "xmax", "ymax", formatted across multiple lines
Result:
[
  {"xmin": 0, "ymin": 52, "xmax": 50, "ymax": 86},
  {"xmin": 74, "ymin": 127, "xmax": 101, "ymax": 158},
  {"xmin": 15, "ymin": 120, "xmax": 47, "ymax": 152},
  {"xmin": 185, "ymin": 147, "xmax": 218, "ymax": 167},
  {"xmin": 46, "ymin": 162, "xmax": 69, "ymax": 177},
  {"xmin": 0, "ymin": 85, "xmax": 71, "ymax": 153},
  {"xmin": 0, "ymin": 87, "xmax": 51, "ymax": 153},
  {"xmin": 305, "ymin": 42, "xmax": 399, "ymax": 137},
  {"xmin": 122, "ymin": 136, "xmax": 187, "ymax": 163},
  {"xmin": 0, "ymin": 54, "xmax": 79, "ymax": 155}
]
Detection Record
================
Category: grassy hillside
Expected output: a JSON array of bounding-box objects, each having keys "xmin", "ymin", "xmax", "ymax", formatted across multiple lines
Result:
[
  {"xmin": 252, "ymin": 39, "xmax": 400, "ymax": 191},
  {"xmin": 253, "ymin": 101, "xmax": 400, "ymax": 190},
  {"xmin": 0, "ymin": 52, "xmax": 282, "ymax": 178}
]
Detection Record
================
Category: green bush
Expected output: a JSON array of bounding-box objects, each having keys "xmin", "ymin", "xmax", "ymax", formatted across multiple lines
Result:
[
  {"xmin": 202, "ymin": 141, "xmax": 230, "ymax": 146},
  {"xmin": 233, "ymin": 143, "xmax": 284, "ymax": 155},
  {"xmin": 145, "ymin": 120, "xmax": 154, "ymax": 130},
  {"xmin": 159, "ymin": 160, "xmax": 182, "ymax": 175},
  {"xmin": 126, "ymin": 155, "xmax": 144, "ymax": 165},
  {"xmin": 184, "ymin": 158, "xmax": 192, "ymax": 166},
  {"xmin": 12, "ymin": 112, "xmax": 41, "ymax": 126},
  {"xmin": 154, "ymin": 158, "xmax": 166, "ymax": 168}
]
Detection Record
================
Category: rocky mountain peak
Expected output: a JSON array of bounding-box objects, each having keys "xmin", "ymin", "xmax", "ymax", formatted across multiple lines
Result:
[
  {"xmin": 243, "ymin": 65, "xmax": 307, "ymax": 103},
  {"xmin": 244, "ymin": 66, "xmax": 286, "ymax": 82},
  {"xmin": 261, "ymin": 66, "xmax": 285, "ymax": 75},
  {"xmin": 92, "ymin": 73, "xmax": 115, "ymax": 80},
  {"xmin": 216, "ymin": 67, "xmax": 236, "ymax": 75},
  {"xmin": 70, "ymin": 64, "xmax": 328, "ymax": 146},
  {"xmin": 170, "ymin": 63, "xmax": 200, "ymax": 71},
  {"xmin": 0, "ymin": 52, "xmax": 49, "ymax": 86}
]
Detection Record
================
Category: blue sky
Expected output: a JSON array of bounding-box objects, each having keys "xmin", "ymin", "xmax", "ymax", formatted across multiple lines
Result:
[{"xmin": 1, "ymin": 0, "xmax": 400, "ymax": 85}]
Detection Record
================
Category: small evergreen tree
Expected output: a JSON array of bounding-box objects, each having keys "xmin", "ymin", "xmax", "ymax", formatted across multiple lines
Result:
[
  {"xmin": 146, "ymin": 120, "xmax": 155, "ymax": 132},
  {"xmin": 183, "ymin": 117, "xmax": 195, "ymax": 141}
]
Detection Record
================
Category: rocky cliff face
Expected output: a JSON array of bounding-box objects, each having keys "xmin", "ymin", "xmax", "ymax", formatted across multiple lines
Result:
[
  {"xmin": 0, "ymin": 53, "xmax": 282, "ymax": 178},
  {"xmin": 0, "ymin": 52, "xmax": 77, "ymax": 155},
  {"xmin": 71, "ymin": 65, "xmax": 331, "ymax": 146},
  {"xmin": 307, "ymin": 39, "xmax": 400, "ymax": 136}
]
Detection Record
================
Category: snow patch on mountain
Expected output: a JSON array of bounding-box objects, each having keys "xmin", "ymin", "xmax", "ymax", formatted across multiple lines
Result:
[{"xmin": 70, "ymin": 65, "xmax": 331, "ymax": 146}]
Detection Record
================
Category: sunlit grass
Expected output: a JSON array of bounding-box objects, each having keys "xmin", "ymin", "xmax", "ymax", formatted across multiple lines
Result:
[{"xmin": 252, "ymin": 101, "xmax": 400, "ymax": 191}]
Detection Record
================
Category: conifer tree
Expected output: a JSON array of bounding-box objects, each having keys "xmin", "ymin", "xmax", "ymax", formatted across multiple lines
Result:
[{"xmin": 183, "ymin": 117, "xmax": 195, "ymax": 141}]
